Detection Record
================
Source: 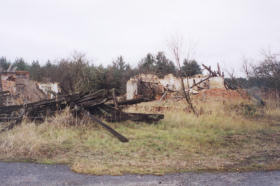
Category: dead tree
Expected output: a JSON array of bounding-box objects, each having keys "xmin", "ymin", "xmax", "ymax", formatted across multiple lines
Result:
[
  {"xmin": 168, "ymin": 36, "xmax": 197, "ymax": 115},
  {"xmin": 202, "ymin": 63, "xmax": 224, "ymax": 78}
]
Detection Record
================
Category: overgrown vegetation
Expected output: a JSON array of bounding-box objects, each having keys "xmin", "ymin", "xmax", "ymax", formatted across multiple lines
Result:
[
  {"xmin": 225, "ymin": 53, "xmax": 280, "ymax": 96},
  {"xmin": 1, "ymin": 50, "xmax": 280, "ymax": 175},
  {"xmin": 2, "ymin": 51, "xmax": 279, "ymax": 98},
  {"xmin": 0, "ymin": 52, "xmax": 202, "ymax": 94},
  {"xmin": 0, "ymin": 98, "xmax": 279, "ymax": 175}
]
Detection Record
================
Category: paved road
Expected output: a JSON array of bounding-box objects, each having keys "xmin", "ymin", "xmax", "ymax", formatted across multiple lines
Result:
[{"xmin": 0, "ymin": 162, "xmax": 280, "ymax": 186}]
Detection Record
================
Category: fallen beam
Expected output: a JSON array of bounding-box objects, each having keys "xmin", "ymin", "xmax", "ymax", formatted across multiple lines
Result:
[
  {"xmin": 106, "ymin": 112, "xmax": 164, "ymax": 123},
  {"xmin": 190, "ymin": 76, "xmax": 212, "ymax": 89},
  {"xmin": 81, "ymin": 107, "xmax": 129, "ymax": 143},
  {"xmin": 99, "ymin": 105, "xmax": 164, "ymax": 123},
  {"xmin": 0, "ymin": 108, "xmax": 25, "ymax": 133},
  {"xmin": 0, "ymin": 89, "xmax": 164, "ymax": 142},
  {"xmin": 107, "ymin": 97, "xmax": 153, "ymax": 107}
]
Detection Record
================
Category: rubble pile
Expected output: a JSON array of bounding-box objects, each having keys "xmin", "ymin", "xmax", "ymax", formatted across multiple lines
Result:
[
  {"xmin": 196, "ymin": 88, "xmax": 249, "ymax": 100},
  {"xmin": 126, "ymin": 64, "xmax": 226, "ymax": 101},
  {"xmin": 0, "ymin": 70, "xmax": 61, "ymax": 105},
  {"xmin": 0, "ymin": 89, "xmax": 164, "ymax": 142}
]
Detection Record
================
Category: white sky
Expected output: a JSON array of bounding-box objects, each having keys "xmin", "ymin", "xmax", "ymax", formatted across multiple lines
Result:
[{"xmin": 1, "ymin": 0, "xmax": 279, "ymax": 75}]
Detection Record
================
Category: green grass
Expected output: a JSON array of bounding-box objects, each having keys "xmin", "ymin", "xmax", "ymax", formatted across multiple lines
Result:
[{"xmin": 0, "ymin": 99, "xmax": 280, "ymax": 175}]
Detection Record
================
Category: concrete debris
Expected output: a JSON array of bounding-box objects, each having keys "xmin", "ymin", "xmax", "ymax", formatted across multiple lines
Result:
[
  {"xmin": 209, "ymin": 77, "xmax": 225, "ymax": 89},
  {"xmin": 37, "ymin": 83, "xmax": 61, "ymax": 99},
  {"xmin": 126, "ymin": 73, "xmax": 225, "ymax": 100},
  {"xmin": 0, "ymin": 71, "xmax": 61, "ymax": 105}
]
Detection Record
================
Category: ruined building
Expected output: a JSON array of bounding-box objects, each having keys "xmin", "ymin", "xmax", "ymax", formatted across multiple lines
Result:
[
  {"xmin": 0, "ymin": 71, "xmax": 60, "ymax": 106},
  {"xmin": 126, "ymin": 73, "xmax": 225, "ymax": 100}
]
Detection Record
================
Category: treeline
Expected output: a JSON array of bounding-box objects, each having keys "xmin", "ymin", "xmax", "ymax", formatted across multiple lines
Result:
[
  {"xmin": 0, "ymin": 52, "xmax": 201, "ymax": 94},
  {"xmin": 225, "ymin": 54, "xmax": 280, "ymax": 94},
  {"xmin": 1, "ymin": 51, "xmax": 279, "ymax": 95}
]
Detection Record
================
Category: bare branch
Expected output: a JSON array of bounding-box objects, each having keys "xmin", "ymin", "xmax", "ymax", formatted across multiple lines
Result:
[{"xmin": 168, "ymin": 35, "xmax": 197, "ymax": 115}]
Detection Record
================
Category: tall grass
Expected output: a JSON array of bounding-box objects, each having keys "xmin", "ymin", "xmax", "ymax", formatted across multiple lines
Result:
[{"xmin": 0, "ymin": 98, "xmax": 279, "ymax": 175}]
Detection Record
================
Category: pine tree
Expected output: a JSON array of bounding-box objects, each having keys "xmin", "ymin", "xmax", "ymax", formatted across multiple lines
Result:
[
  {"xmin": 154, "ymin": 52, "xmax": 176, "ymax": 77},
  {"xmin": 181, "ymin": 59, "xmax": 202, "ymax": 77}
]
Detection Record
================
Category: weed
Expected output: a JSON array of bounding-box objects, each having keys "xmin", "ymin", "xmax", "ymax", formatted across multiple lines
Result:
[{"xmin": 0, "ymin": 98, "xmax": 279, "ymax": 175}]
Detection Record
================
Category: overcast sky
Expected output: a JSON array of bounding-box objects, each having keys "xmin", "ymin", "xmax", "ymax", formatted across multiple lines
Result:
[{"xmin": 1, "ymin": 0, "xmax": 279, "ymax": 75}]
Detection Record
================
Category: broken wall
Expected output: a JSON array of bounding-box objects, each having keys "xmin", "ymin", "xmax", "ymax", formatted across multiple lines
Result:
[
  {"xmin": 126, "ymin": 74, "xmax": 225, "ymax": 100},
  {"xmin": 126, "ymin": 79, "xmax": 139, "ymax": 100},
  {"xmin": 38, "ymin": 83, "xmax": 61, "ymax": 99},
  {"xmin": 0, "ymin": 71, "xmax": 61, "ymax": 105},
  {"xmin": 209, "ymin": 77, "xmax": 225, "ymax": 89},
  {"xmin": 1, "ymin": 80, "xmax": 16, "ymax": 95}
]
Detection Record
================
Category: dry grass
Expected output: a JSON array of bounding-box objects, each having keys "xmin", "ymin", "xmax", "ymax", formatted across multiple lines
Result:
[{"xmin": 0, "ymin": 98, "xmax": 280, "ymax": 175}]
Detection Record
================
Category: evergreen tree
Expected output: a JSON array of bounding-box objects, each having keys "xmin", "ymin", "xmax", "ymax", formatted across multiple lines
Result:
[
  {"xmin": 0, "ymin": 57, "xmax": 11, "ymax": 71},
  {"xmin": 108, "ymin": 56, "xmax": 134, "ymax": 94},
  {"xmin": 181, "ymin": 59, "xmax": 202, "ymax": 77},
  {"xmin": 138, "ymin": 53, "xmax": 155, "ymax": 74},
  {"xmin": 13, "ymin": 58, "xmax": 30, "ymax": 71},
  {"xmin": 41, "ymin": 60, "xmax": 58, "ymax": 81},
  {"xmin": 30, "ymin": 61, "xmax": 42, "ymax": 81},
  {"xmin": 154, "ymin": 52, "xmax": 176, "ymax": 77}
]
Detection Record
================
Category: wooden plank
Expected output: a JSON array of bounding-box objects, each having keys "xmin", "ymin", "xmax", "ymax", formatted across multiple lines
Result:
[
  {"xmin": 190, "ymin": 76, "xmax": 212, "ymax": 89},
  {"xmin": 0, "ymin": 89, "xmax": 165, "ymax": 135},
  {"xmin": 80, "ymin": 107, "xmax": 129, "ymax": 143},
  {"xmin": 112, "ymin": 88, "xmax": 119, "ymax": 109},
  {"xmin": 0, "ymin": 108, "xmax": 25, "ymax": 133},
  {"xmin": 107, "ymin": 97, "xmax": 152, "ymax": 107},
  {"xmin": 99, "ymin": 105, "xmax": 164, "ymax": 123},
  {"xmin": 105, "ymin": 112, "xmax": 164, "ymax": 123},
  {"xmin": 160, "ymin": 91, "xmax": 168, "ymax": 101}
]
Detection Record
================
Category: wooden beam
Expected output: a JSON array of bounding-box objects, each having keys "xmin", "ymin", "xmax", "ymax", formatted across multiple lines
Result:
[
  {"xmin": 190, "ymin": 76, "xmax": 212, "ymax": 89},
  {"xmin": 160, "ymin": 91, "xmax": 168, "ymax": 101},
  {"xmin": 0, "ymin": 108, "xmax": 25, "ymax": 133},
  {"xmin": 70, "ymin": 104, "xmax": 129, "ymax": 143},
  {"xmin": 100, "ymin": 105, "xmax": 164, "ymax": 123},
  {"xmin": 107, "ymin": 97, "xmax": 152, "ymax": 107},
  {"xmin": 83, "ymin": 108, "xmax": 129, "ymax": 143},
  {"xmin": 112, "ymin": 88, "xmax": 119, "ymax": 109}
]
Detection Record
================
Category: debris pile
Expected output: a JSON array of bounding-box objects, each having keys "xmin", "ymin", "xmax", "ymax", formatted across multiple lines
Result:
[
  {"xmin": 126, "ymin": 64, "xmax": 226, "ymax": 100},
  {"xmin": 0, "ymin": 69, "xmax": 61, "ymax": 105},
  {"xmin": 0, "ymin": 89, "xmax": 164, "ymax": 142},
  {"xmin": 196, "ymin": 88, "xmax": 249, "ymax": 100}
]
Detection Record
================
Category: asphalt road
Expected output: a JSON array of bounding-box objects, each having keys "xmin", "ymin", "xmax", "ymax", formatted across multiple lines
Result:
[{"xmin": 0, "ymin": 162, "xmax": 280, "ymax": 186}]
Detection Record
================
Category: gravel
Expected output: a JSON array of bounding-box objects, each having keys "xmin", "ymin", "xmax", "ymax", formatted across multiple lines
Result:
[{"xmin": 0, "ymin": 162, "xmax": 280, "ymax": 186}]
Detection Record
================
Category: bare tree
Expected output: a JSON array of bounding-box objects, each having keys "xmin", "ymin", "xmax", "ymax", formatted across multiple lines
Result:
[
  {"xmin": 168, "ymin": 35, "xmax": 197, "ymax": 115},
  {"xmin": 253, "ymin": 51, "xmax": 280, "ymax": 101}
]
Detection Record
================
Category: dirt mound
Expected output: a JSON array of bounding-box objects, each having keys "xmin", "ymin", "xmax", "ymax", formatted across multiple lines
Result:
[{"xmin": 195, "ymin": 88, "xmax": 249, "ymax": 100}]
